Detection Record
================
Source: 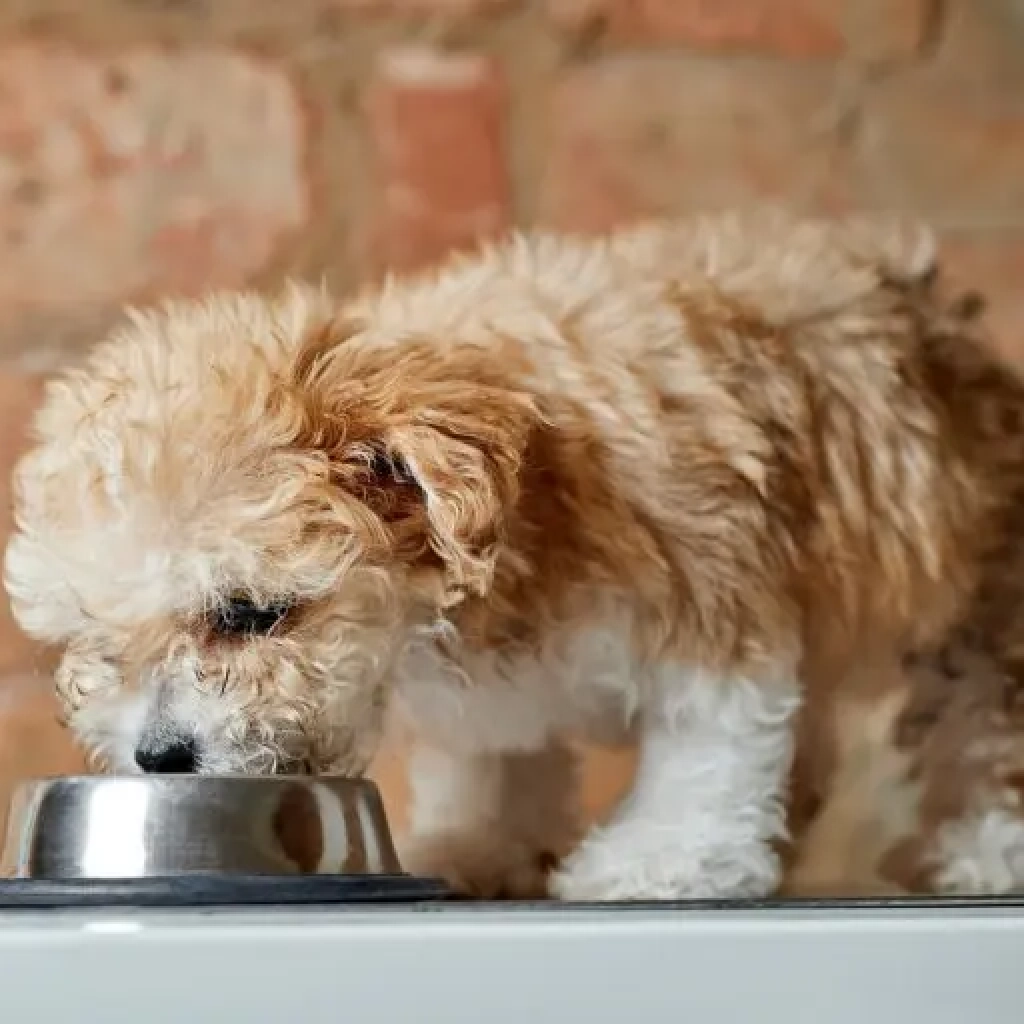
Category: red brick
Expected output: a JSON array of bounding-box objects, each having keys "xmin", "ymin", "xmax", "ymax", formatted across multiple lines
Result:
[
  {"xmin": 0, "ymin": 44, "xmax": 307, "ymax": 325},
  {"xmin": 0, "ymin": 372, "xmax": 45, "ymax": 678},
  {"xmin": 856, "ymin": 75, "xmax": 1024, "ymax": 226},
  {"xmin": 844, "ymin": 0, "xmax": 936, "ymax": 60},
  {"xmin": 933, "ymin": 0, "xmax": 1024, "ymax": 88},
  {"xmin": 545, "ymin": 0, "xmax": 934, "ymax": 59},
  {"xmin": 542, "ymin": 58, "xmax": 849, "ymax": 233},
  {"xmin": 942, "ymin": 234, "xmax": 1024, "ymax": 365},
  {"xmin": 331, "ymin": 0, "xmax": 511, "ymax": 12},
  {"xmin": 367, "ymin": 47, "xmax": 510, "ymax": 272},
  {"xmin": 0, "ymin": 676, "xmax": 87, "ymax": 825}
]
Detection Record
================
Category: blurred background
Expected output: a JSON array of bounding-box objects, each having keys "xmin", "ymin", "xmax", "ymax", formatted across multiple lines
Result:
[{"xmin": 0, "ymin": 0, "xmax": 1022, "ymax": 830}]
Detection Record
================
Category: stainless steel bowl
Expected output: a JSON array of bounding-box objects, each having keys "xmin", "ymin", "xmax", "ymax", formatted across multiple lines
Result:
[{"xmin": 0, "ymin": 775, "xmax": 403, "ymax": 880}]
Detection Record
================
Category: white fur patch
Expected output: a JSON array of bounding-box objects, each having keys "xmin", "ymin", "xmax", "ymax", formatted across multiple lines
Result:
[
  {"xmin": 395, "ymin": 599, "xmax": 640, "ymax": 754},
  {"xmin": 74, "ymin": 661, "xmax": 287, "ymax": 776},
  {"xmin": 553, "ymin": 669, "xmax": 800, "ymax": 901},
  {"xmin": 934, "ymin": 806, "xmax": 1024, "ymax": 895}
]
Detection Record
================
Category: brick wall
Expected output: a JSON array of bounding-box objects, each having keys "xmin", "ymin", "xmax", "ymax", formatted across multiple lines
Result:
[{"xmin": 0, "ymin": 0, "xmax": 1022, "ymax": 821}]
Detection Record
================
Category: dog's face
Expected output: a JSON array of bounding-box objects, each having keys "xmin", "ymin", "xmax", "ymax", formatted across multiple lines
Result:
[{"xmin": 3, "ymin": 287, "xmax": 536, "ymax": 775}]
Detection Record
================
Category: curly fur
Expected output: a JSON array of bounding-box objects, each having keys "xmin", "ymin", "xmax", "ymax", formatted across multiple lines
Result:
[{"xmin": 6, "ymin": 210, "xmax": 1024, "ymax": 899}]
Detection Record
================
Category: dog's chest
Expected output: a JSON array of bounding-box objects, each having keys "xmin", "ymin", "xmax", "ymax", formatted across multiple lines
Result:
[{"xmin": 394, "ymin": 613, "xmax": 640, "ymax": 752}]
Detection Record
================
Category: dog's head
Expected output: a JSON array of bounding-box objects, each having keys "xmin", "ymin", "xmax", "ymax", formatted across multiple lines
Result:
[{"xmin": 3, "ymin": 285, "xmax": 536, "ymax": 774}]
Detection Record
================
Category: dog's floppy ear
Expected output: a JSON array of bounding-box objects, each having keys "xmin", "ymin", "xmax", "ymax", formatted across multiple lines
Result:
[
  {"xmin": 374, "ymin": 394, "xmax": 536, "ymax": 600},
  {"xmin": 294, "ymin": 322, "xmax": 539, "ymax": 603}
]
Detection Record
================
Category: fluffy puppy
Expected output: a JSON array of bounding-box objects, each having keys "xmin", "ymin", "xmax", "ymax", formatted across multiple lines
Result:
[{"xmin": 5, "ymin": 212, "xmax": 1024, "ymax": 900}]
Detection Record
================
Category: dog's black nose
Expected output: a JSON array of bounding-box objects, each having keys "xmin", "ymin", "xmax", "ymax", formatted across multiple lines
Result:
[{"xmin": 135, "ymin": 737, "xmax": 198, "ymax": 774}]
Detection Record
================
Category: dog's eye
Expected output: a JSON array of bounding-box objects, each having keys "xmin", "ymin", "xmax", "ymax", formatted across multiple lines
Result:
[
  {"xmin": 212, "ymin": 596, "xmax": 291, "ymax": 637},
  {"xmin": 368, "ymin": 447, "xmax": 414, "ymax": 486}
]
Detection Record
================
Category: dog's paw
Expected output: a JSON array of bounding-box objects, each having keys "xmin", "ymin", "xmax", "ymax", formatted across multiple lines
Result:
[
  {"xmin": 399, "ymin": 831, "xmax": 558, "ymax": 900},
  {"xmin": 551, "ymin": 822, "xmax": 779, "ymax": 901}
]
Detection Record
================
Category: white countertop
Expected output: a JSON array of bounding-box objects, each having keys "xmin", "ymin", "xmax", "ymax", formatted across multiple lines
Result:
[{"xmin": 0, "ymin": 902, "xmax": 1020, "ymax": 1023}]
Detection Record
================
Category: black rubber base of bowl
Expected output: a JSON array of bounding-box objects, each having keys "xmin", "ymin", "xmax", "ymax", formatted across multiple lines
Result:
[{"xmin": 0, "ymin": 874, "xmax": 453, "ymax": 908}]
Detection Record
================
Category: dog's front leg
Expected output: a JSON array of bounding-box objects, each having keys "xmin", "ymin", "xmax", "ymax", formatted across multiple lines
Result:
[
  {"xmin": 552, "ymin": 668, "xmax": 800, "ymax": 901},
  {"xmin": 399, "ymin": 739, "xmax": 582, "ymax": 899}
]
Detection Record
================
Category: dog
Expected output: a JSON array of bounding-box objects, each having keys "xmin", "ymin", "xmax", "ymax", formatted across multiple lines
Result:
[{"xmin": 6, "ymin": 211, "xmax": 1024, "ymax": 900}]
